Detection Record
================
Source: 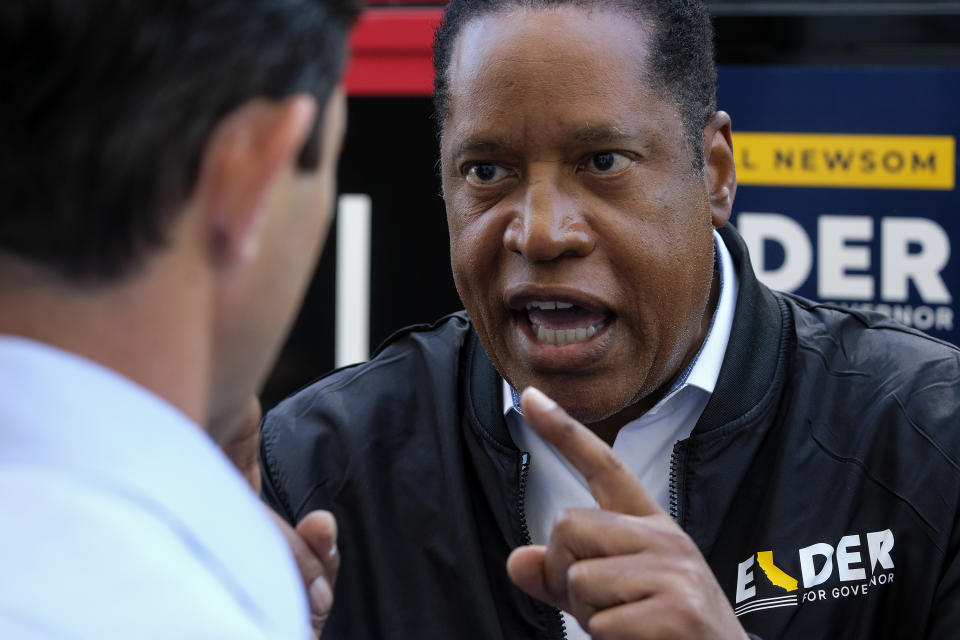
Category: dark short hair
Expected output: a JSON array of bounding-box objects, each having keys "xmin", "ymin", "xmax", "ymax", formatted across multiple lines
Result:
[
  {"xmin": 0, "ymin": 0, "xmax": 361, "ymax": 283},
  {"xmin": 432, "ymin": 0, "xmax": 716, "ymax": 170}
]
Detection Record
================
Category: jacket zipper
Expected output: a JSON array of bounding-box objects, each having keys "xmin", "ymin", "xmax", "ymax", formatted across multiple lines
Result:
[
  {"xmin": 519, "ymin": 453, "xmax": 567, "ymax": 640},
  {"xmin": 668, "ymin": 442, "xmax": 682, "ymax": 523}
]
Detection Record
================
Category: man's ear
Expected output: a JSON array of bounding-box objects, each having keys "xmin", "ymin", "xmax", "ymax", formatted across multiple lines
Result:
[
  {"xmin": 703, "ymin": 110, "xmax": 736, "ymax": 228},
  {"xmin": 197, "ymin": 94, "xmax": 318, "ymax": 268}
]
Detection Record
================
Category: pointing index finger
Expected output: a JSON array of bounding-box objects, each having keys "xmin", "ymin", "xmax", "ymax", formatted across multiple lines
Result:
[{"xmin": 520, "ymin": 386, "xmax": 663, "ymax": 517}]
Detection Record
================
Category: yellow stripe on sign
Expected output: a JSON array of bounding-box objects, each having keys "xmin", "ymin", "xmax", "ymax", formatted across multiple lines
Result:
[
  {"xmin": 732, "ymin": 132, "xmax": 955, "ymax": 190},
  {"xmin": 756, "ymin": 551, "xmax": 799, "ymax": 592}
]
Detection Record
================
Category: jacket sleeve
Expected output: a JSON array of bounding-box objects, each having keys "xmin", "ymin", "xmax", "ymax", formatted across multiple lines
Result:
[
  {"xmin": 258, "ymin": 385, "xmax": 349, "ymax": 527},
  {"xmin": 259, "ymin": 416, "xmax": 297, "ymax": 526}
]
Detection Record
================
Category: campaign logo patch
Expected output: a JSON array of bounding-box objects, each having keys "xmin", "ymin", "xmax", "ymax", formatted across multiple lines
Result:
[{"xmin": 734, "ymin": 529, "xmax": 895, "ymax": 618}]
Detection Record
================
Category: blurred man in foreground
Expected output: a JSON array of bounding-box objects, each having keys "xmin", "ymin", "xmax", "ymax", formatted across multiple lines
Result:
[
  {"xmin": 0, "ymin": 1, "xmax": 357, "ymax": 637},
  {"xmin": 262, "ymin": 0, "xmax": 960, "ymax": 638}
]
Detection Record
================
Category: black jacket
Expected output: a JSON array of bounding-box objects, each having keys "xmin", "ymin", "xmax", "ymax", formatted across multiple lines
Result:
[{"xmin": 262, "ymin": 225, "xmax": 960, "ymax": 639}]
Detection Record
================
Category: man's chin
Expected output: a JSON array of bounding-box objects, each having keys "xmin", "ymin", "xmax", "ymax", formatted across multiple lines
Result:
[{"xmin": 522, "ymin": 380, "xmax": 626, "ymax": 424}]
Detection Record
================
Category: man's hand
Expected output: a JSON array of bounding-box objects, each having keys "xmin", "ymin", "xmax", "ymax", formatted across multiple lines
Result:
[
  {"xmin": 218, "ymin": 396, "xmax": 339, "ymax": 639},
  {"xmin": 269, "ymin": 510, "xmax": 340, "ymax": 639},
  {"xmin": 506, "ymin": 387, "xmax": 747, "ymax": 640}
]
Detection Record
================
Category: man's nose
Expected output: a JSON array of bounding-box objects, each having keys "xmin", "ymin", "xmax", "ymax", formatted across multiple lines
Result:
[{"xmin": 502, "ymin": 178, "xmax": 595, "ymax": 262}]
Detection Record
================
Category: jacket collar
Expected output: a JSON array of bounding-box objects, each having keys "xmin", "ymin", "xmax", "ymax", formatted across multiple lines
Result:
[
  {"xmin": 464, "ymin": 327, "xmax": 517, "ymax": 450},
  {"xmin": 695, "ymin": 224, "xmax": 788, "ymax": 434}
]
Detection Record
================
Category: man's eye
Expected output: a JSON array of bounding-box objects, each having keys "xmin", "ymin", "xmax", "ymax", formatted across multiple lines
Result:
[
  {"xmin": 583, "ymin": 151, "xmax": 631, "ymax": 174},
  {"xmin": 466, "ymin": 163, "xmax": 510, "ymax": 184}
]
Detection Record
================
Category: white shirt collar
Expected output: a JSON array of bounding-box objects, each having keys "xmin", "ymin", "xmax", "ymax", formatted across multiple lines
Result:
[{"xmin": 0, "ymin": 336, "xmax": 308, "ymax": 637}]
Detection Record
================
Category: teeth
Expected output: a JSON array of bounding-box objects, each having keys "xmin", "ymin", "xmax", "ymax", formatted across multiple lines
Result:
[
  {"xmin": 528, "ymin": 301, "xmax": 556, "ymax": 310},
  {"xmin": 532, "ymin": 323, "xmax": 601, "ymax": 346},
  {"xmin": 526, "ymin": 300, "xmax": 575, "ymax": 311}
]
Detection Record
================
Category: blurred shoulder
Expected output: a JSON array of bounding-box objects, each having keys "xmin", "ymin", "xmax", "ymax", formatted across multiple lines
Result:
[{"xmin": 0, "ymin": 468, "xmax": 268, "ymax": 640}]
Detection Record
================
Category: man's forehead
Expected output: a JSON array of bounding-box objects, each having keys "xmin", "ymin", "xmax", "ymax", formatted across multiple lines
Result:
[
  {"xmin": 437, "ymin": 6, "xmax": 691, "ymax": 159},
  {"xmin": 448, "ymin": 6, "xmax": 653, "ymax": 91}
]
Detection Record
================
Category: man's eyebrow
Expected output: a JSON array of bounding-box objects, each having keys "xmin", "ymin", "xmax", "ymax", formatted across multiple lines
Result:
[
  {"xmin": 454, "ymin": 139, "xmax": 505, "ymax": 157},
  {"xmin": 453, "ymin": 127, "xmax": 645, "ymax": 157},
  {"xmin": 570, "ymin": 125, "xmax": 637, "ymax": 145}
]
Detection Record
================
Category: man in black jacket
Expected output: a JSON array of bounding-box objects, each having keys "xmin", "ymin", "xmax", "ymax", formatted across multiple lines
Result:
[{"xmin": 261, "ymin": 0, "xmax": 960, "ymax": 637}]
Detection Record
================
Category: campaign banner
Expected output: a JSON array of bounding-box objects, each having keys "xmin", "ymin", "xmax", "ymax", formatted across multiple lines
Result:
[{"xmin": 719, "ymin": 67, "xmax": 959, "ymax": 346}]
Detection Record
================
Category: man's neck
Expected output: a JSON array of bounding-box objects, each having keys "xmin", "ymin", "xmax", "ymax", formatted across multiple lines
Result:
[{"xmin": 0, "ymin": 254, "xmax": 213, "ymax": 428}]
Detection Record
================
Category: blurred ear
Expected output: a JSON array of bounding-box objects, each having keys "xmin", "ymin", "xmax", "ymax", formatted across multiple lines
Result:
[
  {"xmin": 197, "ymin": 94, "xmax": 318, "ymax": 269},
  {"xmin": 703, "ymin": 110, "xmax": 736, "ymax": 228}
]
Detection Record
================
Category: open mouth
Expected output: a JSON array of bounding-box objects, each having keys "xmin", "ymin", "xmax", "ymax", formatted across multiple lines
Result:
[{"xmin": 524, "ymin": 300, "xmax": 612, "ymax": 346}]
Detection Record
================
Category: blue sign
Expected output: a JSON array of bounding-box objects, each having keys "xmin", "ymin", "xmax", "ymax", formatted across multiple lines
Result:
[{"xmin": 719, "ymin": 67, "xmax": 959, "ymax": 345}]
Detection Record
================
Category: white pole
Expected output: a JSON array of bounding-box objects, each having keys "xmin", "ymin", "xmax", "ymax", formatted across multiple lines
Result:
[{"xmin": 335, "ymin": 194, "xmax": 371, "ymax": 368}]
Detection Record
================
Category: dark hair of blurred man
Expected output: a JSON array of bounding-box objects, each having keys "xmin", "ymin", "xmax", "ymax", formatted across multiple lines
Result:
[{"xmin": 0, "ymin": 1, "xmax": 358, "ymax": 638}]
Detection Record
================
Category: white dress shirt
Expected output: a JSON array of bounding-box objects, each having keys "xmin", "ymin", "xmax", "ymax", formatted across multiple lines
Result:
[
  {"xmin": 504, "ymin": 230, "xmax": 738, "ymax": 638},
  {"xmin": 0, "ymin": 337, "xmax": 309, "ymax": 639}
]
